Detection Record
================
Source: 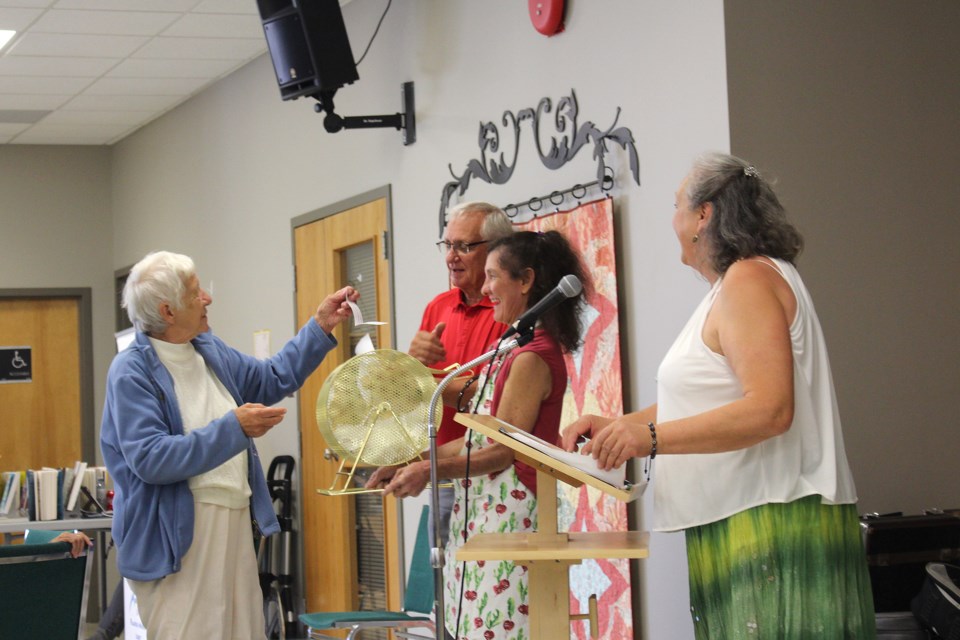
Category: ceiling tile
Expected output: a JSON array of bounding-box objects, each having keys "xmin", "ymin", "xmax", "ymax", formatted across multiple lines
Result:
[
  {"xmin": 0, "ymin": 1, "xmax": 53, "ymax": 9},
  {"xmin": 0, "ymin": 122, "xmax": 31, "ymax": 135},
  {"xmin": 41, "ymin": 108, "xmax": 146, "ymax": 125},
  {"xmin": 63, "ymin": 92, "xmax": 181, "ymax": 111},
  {"xmin": 52, "ymin": 0, "xmax": 197, "ymax": 11},
  {"xmin": 18, "ymin": 120, "xmax": 129, "ymax": 136},
  {"xmin": 193, "ymin": 0, "xmax": 260, "ymax": 15},
  {"xmin": 0, "ymin": 74, "xmax": 91, "ymax": 94},
  {"xmin": 106, "ymin": 56, "xmax": 240, "ymax": 79},
  {"xmin": 9, "ymin": 32, "xmax": 148, "ymax": 57},
  {"xmin": 162, "ymin": 12, "xmax": 263, "ymax": 39},
  {"xmin": 0, "ymin": 0, "xmax": 287, "ymax": 144},
  {"xmin": 133, "ymin": 36, "xmax": 264, "ymax": 61},
  {"xmin": 31, "ymin": 9, "xmax": 179, "ymax": 36},
  {"xmin": 82, "ymin": 76, "xmax": 207, "ymax": 96},
  {"xmin": 12, "ymin": 129, "xmax": 114, "ymax": 144},
  {"xmin": 0, "ymin": 93, "xmax": 69, "ymax": 109},
  {"xmin": 0, "ymin": 108, "xmax": 49, "ymax": 122},
  {"xmin": 0, "ymin": 7, "xmax": 43, "ymax": 30},
  {"xmin": 0, "ymin": 55, "xmax": 118, "ymax": 77}
]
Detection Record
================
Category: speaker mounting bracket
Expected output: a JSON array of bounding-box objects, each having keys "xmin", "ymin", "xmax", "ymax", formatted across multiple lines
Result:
[{"xmin": 313, "ymin": 81, "xmax": 415, "ymax": 146}]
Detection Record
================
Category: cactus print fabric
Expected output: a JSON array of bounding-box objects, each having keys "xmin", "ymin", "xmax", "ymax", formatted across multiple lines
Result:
[{"xmin": 443, "ymin": 440, "xmax": 535, "ymax": 640}]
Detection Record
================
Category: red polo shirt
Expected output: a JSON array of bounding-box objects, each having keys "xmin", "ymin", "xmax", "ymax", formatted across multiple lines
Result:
[{"xmin": 418, "ymin": 288, "xmax": 507, "ymax": 446}]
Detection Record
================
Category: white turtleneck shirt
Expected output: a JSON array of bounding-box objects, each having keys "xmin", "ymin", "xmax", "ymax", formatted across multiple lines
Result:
[{"xmin": 149, "ymin": 337, "xmax": 251, "ymax": 509}]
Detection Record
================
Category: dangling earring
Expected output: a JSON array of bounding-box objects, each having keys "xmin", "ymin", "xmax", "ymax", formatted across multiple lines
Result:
[{"xmin": 692, "ymin": 234, "xmax": 699, "ymax": 243}]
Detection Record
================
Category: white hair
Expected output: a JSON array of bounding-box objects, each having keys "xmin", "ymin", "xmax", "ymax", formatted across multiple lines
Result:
[
  {"xmin": 122, "ymin": 251, "xmax": 196, "ymax": 335},
  {"xmin": 448, "ymin": 201, "xmax": 513, "ymax": 242}
]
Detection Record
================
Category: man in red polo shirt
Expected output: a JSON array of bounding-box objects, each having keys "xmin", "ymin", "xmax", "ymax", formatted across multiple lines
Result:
[{"xmin": 406, "ymin": 201, "xmax": 512, "ymax": 542}]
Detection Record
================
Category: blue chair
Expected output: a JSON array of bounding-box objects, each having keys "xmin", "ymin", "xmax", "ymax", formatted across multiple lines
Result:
[
  {"xmin": 0, "ymin": 536, "xmax": 93, "ymax": 640},
  {"xmin": 300, "ymin": 505, "xmax": 436, "ymax": 640}
]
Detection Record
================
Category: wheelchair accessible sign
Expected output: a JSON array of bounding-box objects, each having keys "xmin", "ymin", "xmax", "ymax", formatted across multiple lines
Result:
[{"xmin": 0, "ymin": 346, "xmax": 32, "ymax": 383}]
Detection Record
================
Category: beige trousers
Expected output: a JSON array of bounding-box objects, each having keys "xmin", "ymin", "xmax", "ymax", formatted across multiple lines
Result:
[{"xmin": 128, "ymin": 501, "xmax": 265, "ymax": 640}]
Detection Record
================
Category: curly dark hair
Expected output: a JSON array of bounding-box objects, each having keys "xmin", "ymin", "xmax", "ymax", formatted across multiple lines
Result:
[
  {"xmin": 487, "ymin": 230, "xmax": 590, "ymax": 353},
  {"xmin": 686, "ymin": 152, "xmax": 804, "ymax": 274}
]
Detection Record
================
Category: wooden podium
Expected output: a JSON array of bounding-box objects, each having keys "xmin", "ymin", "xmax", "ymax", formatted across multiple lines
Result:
[{"xmin": 453, "ymin": 414, "xmax": 649, "ymax": 639}]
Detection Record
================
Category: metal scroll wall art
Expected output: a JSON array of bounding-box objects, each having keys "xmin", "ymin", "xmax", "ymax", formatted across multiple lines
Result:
[{"xmin": 438, "ymin": 88, "xmax": 641, "ymax": 235}]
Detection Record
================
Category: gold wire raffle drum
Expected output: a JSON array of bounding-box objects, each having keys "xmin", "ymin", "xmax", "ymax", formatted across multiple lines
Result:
[{"xmin": 316, "ymin": 349, "xmax": 439, "ymax": 467}]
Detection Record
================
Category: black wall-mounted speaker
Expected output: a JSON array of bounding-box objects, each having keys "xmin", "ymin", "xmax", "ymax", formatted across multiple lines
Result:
[{"xmin": 257, "ymin": 0, "xmax": 360, "ymax": 101}]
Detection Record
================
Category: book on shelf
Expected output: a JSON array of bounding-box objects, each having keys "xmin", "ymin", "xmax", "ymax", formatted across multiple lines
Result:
[
  {"xmin": 35, "ymin": 467, "xmax": 60, "ymax": 521},
  {"xmin": 65, "ymin": 461, "xmax": 87, "ymax": 512},
  {"xmin": 0, "ymin": 471, "xmax": 20, "ymax": 516}
]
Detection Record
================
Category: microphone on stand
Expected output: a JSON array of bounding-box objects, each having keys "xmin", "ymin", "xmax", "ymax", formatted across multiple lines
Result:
[{"xmin": 502, "ymin": 274, "xmax": 582, "ymax": 340}]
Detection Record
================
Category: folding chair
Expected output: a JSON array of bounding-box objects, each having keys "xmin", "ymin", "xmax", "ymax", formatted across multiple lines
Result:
[
  {"xmin": 0, "ymin": 538, "xmax": 93, "ymax": 640},
  {"xmin": 300, "ymin": 504, "xmax": 436, "ymax": 640}
]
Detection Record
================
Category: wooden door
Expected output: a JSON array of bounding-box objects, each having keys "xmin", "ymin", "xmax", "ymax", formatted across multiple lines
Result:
[
  {"xmin": 0, "ymin": 296, "xmax": 85, "ymax": 471},
  {"xmin": 293, "ymin": 193, "xmax": 402, "ymax": 620}
]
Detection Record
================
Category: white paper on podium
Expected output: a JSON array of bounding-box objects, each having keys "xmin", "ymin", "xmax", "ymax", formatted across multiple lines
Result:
[{"xmin": 500, "ymin": 428, "xmax": 627, "ymax": 488}]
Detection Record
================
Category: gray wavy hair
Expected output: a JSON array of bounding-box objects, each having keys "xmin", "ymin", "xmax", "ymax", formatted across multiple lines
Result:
[
  {"xmin": 448, "ymin": 201, "xmax": 513, "ymax": 242},
  {"xmin": 686, "ymin": 151, "xmax": 804, "ymax": 274},
  {"xmin": 122, "ymin": 251, "xmax": 196, "ymax": 335}
]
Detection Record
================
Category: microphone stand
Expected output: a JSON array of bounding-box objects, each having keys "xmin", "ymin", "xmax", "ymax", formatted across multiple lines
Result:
[{"xmin": 425, "ymin": 335, "xmax": 527, "ymax": 640}]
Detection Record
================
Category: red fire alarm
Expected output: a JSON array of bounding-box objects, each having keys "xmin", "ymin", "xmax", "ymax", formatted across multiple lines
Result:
[{"xmin": 529, "ymin": 0, "xmax": 565, "ymax": 36}]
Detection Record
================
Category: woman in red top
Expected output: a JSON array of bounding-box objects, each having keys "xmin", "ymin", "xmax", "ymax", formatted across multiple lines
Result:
[{"xmin": 368, "ymin": 230, "xmax": 589, "ymax": 640}]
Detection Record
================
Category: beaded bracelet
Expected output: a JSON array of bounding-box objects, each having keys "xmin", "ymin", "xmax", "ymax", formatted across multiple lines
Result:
[
  {"xmin": 456, "ymin": 374, "xmax": 480, "ymax": 412},
  {"xmin": 647, "ymin": 422, "xmax": 658, "ymax": 460}
]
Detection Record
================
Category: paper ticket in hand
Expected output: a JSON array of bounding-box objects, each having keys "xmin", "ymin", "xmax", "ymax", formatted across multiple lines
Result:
[{"xmin": 346, "ymin": 300, "xmax": 387, "ymax": 326}]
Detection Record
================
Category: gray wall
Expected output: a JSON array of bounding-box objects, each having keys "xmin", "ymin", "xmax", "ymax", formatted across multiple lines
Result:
[
  {"xmin": 0, "ymin": 145, "xmax": 115, "ymax": 430},
  {"xmin": 725, "ymin": 0, "xmax": 960, "ymax": 515}
]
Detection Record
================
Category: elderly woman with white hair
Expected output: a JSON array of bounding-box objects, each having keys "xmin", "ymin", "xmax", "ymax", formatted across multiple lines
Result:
[{"xmin": 100, "ymin": 250, "xmax": 356, "ymax": 639}]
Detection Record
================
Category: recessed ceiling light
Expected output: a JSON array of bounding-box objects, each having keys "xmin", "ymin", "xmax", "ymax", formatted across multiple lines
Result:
[{"xmin": 0, "ymin": 30, "xmax": 16, "ymax": 54}]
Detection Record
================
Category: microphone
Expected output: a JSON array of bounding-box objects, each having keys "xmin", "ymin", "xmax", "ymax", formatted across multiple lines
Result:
[{"xmin": 502, "ymin": 274, "xmax": 582, "ymax": 339}]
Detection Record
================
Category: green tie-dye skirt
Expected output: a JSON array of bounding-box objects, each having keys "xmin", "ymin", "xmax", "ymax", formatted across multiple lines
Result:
[{"xmin": 685, "ymin": 495, "xmax": 876, "ymax": 639}]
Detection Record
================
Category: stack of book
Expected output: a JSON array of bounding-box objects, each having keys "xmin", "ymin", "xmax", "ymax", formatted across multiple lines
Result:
[{"xmin": 0, "ymin": 462, "xmax": 110, "ymax": 521}]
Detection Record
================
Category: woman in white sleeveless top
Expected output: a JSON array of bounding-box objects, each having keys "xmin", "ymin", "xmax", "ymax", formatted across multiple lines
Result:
[{"xmin": 562, "ymin": 152, "xmax": 875, "ymax": 639}]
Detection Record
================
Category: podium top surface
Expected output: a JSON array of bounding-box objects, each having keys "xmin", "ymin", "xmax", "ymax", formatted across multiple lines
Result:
[{"xmin": 454, "ymin": 413, "xmax": 644, "ymax": 503}]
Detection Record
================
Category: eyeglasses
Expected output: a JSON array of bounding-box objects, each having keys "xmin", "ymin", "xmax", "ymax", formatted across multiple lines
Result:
[{"xmin": 435, "ymin": 240, "xmax": 488, "ymax": 255}]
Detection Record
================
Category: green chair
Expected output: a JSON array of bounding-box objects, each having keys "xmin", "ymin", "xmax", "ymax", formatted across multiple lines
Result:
[
  {"xmin": 300, "ymin": 505, "xmax": 436, "ymax": 640},
  {"xmin": 0, "ymin": 538, "xmax": 93, "ymax": 640}
]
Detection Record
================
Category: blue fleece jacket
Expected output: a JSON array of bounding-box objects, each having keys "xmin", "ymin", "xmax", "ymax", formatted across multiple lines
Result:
[{"xmin": 100, "ymin": 320, "xmax": 336, "ymax": 581}]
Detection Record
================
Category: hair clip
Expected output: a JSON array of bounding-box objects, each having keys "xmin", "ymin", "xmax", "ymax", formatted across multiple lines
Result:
[{"xmin": 744, "ymin": 165, "xmax": 759, "ymax": 178}]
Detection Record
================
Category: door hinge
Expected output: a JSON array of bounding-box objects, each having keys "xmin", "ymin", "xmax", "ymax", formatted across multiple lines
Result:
[{"xmin": 381, "ymin": 230, "xmax": 390, "ymax": 261}]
